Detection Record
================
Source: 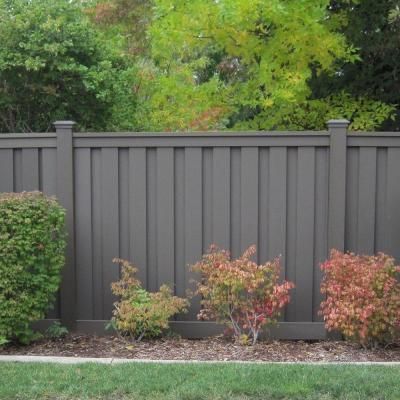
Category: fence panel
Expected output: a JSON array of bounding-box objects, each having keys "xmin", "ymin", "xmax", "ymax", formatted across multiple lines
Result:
[
  {"xmin": 346, "ymin": 137, "xmax": 400, "ymax": 262},
  {"xmin": 0, "ymin": 135, "xmax": 60, "ymax": 318},
  {"xmin": 69, "ymin": 137, "xmax": 330, "ymax": 337},
  {"xmin": 1, "ymin": 124, "xmax": 400, "ymax": 339}
]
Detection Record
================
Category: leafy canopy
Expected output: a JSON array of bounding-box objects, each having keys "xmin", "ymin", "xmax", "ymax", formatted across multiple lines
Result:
[
  {"xmin": 0, "ymin": 0, "xmax": 138, "ymax": 132},
  {"xmin": 310, "ymin": 0, "xmax": 399, "ymax": 130},
  {"xmin": 143, "ymin": 0, "xmax": 357, "ymax": 131}
]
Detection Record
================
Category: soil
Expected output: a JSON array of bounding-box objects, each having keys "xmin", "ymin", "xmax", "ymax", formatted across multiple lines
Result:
[{"xmin": 2, "ymin": 335, "xmax": 400, "ymax": 362}]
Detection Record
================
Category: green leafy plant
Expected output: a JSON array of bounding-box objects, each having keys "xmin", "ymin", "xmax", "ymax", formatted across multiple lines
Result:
[
  {"xmin": 263, "ymin": 91, "xmax": 396, "ymax": 131},
  {"xmin": 320, "ymin": 250, "xmax": 400, "ymax": 348},
  {"xmin": 110, "ymin": 258, "xmax": 189, "ymax": 342},
  {"xmin": 45, "ymin": 322, "xmax": 68, "ymax": 339},
  {"xmin": 133, "ymin": 0, "xmax": 359, "ymax": 132},
  {"xmin": 312, "ymin": 0, "xmax": 400, "ymax": 131},
  {"xmin": 0, "ymin": 0, "xmax": 139, "ymax": 133},
  {"xmin": 191, "ymin": 245, "xmax": 294, "ymax": 345},
  {"xmin": 0, "ymin": 192, "xmax": 66, "ymax": 344}
]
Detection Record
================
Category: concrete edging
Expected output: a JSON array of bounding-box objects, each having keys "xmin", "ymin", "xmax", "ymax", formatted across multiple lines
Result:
[{"xmin": 0, "ymin": 355, "xmax": 400, "ymax": 366}]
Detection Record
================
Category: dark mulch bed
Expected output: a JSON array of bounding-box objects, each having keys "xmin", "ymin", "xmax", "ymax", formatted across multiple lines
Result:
[{"xmin": 2, "ymin": 335, "xmax": 400, "ymax": 362}]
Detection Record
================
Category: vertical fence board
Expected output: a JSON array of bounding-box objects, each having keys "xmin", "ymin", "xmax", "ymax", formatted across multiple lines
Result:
[
  {"xmin": 230, "ymin": 148, "xmax": 241, "ymax": 258},
  {"xmin": 101, "ymin": 148, "xmax": 119, "ymax": 319},
  {"xmin": 212, "ymin": 148, "xmax": 230, "ymax": 249},
  {"xmin": 156, "ymin": 148, "xmax": 175, "ymax": 287},
  {"xmin": 357, "ymin": 148, "xmax": 377, "ymax": 254},
  {"xmin": 91, "ymin": 150, "xmax": 103, "ymax": 319},
  {"xmin": 55, "ymin": 122, "xmax": 76, "ymax": 329},
  {"xmin": 147, "ymin": 149, "xmax": 157, "ymax": 292},
  {"xmin": 175, "ymin": 149, "xmax": 185, "ymax": 297},
  {"xmin": 258, "ymin": 148, "xmax": 269, "ymax": 264},
  {"xmin": 202, "ymin": 149, "xmax": 213, "ymax": 252},
  {"xmin": 184, "ymin": 148, "xmax": 203, "ymax": 319},
  {"xmin": 129, "ymin": 148, "xmax": 147, "ymax": 286},
  {"xmin": 375, "ymin": 149, "xmax": 388, "ymax": 253},
  {"xmin": 345, "ymin": 148, "xmax": 359, "ymax": 252},
  {"xmin": 41, "ymin": 148, "xmax": 59, "ymax": 319},
  {"xmin": 295, "ymin": 147, "xmax": 315, "ymax": 322},
  {"xmin": 22, "ymin": 148, "xmax": 39, "ymax": 190},
  {"xmin": 40, "ymin": 149, "xmax": 56, "ymax": 195},
  {"xmin": 13, "ymin": 150, "xmax": 22, "ymax": 192},
  {"xmin": 0, "ymin": 149, "xmax": 13, "ymax": 192},
  {"xmin": 268, "ymin": 148, "xmax": 287, "ymax": 268},
  {"xmin": 313, "ymin": 148, "xmax": 329, "ymax": 321},
  {"xmin": 285, "ymin": 148, "xmax": 297, "ymax": 322},
  {"xmin": 75, "ymin": 149, "xmax": 93, "ymax": 320},
  {"xmin": 328, "ymin": 120, "xmax": 348, "ymax": 252},
  {"xmin": 386, "ymin": 148, "xmax": 400, "ymax": 261},
  {"xmin": 118, "ymin": 149, "xmax": 129, "ymax": 261},
  {"xmin": 240, "ymin": 148, "xmax": 259, "ymax": 254}
]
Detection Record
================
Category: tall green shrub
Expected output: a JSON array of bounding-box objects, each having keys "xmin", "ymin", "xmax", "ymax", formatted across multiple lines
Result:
[{"xmin": 0, "ymin": 192, "xmax": 66, "ymax": 344}]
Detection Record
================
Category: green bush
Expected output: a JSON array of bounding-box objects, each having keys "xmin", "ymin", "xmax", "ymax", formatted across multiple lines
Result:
[
  {"xmin": 0, "ymin": 0, "xmax": 139, "ymax": 133},
  {"xmin": 45, "ymin": 322, "xmax": 68, "ymax": 340},
  {"xmin": 0, "ymin": 192, "xmax": 66, "ymax": 344}
]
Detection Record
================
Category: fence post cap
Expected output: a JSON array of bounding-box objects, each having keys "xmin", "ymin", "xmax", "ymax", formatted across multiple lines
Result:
[
  {"xmin": 327, "ymin": 119, "xmax": 350, "ymax": 129},
  {"xmin": 53, "ymin": 121, "xmax": 76, "ymax": 130}
]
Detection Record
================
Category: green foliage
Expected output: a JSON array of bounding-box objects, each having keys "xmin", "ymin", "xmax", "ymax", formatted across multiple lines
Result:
[
  {"xmin": 192, "ymin": 245, "xmax": 294, "ymax": 345},
  {"xmin": 133, "ymin": 62, "xmax": 229, "ymax": 131},
  {"xmin": 0, "ymin": 337, "xmax": 8, "ymax": 346},
  {"xmin": 89, "ymin": 0, "xmax": 400, "ymax": 131},
  {"xmin": 110, "ymin": 258, "xmax": 189, "ymax": 341},
  {"xmin": 0, "ymin": 192, "xmax": 66, "ymax": 344},
  {"xmin": 0, "ymin": 0, "xmax": 138, "ymax": 133},
  {"xmin": 1, "ymin": 0, "xmax": 397, "ymax": 132},
  {"xmin": 45, "ymin": 321, "xmax": 68, "ymax": 339},
  {"xmin": 389, "ymin": 4, "xmax": 400, "ymax": 24},
  {"xmin": 311, "ymin": 0, "xmax": 400, "ymax": 130},
  {"xmin": 266, "ymin": 91, "xmax": 396, "ymax": 131},
  {"xmin": 137, "ymin": 0, "xmax": 356, "ymax": 131},
  {"xmin": 88, "ymin": 0, "xmax": 153, "ymax": 56}
]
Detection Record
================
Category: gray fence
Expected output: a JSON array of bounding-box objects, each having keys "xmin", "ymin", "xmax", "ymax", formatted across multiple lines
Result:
[{"xmin": 1, "ymin": 120, "xmax": 399, "ymax": 339}]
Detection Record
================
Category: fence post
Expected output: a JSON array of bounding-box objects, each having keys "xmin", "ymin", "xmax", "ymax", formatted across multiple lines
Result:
[
  {"xmin": 54, "ymin": 121, "xmax": 76, "ymax": 330},
  {"xmin": 327, "ymin": 119, "xmax": 350, "ymax": 252}
]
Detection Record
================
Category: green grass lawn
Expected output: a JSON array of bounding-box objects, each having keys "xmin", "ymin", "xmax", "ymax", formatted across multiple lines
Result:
[{"xmin": 0, "ymin": 362, "xmax": 399, "ymax": 400}]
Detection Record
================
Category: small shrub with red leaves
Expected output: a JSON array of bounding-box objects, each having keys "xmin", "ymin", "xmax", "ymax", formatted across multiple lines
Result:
[
  {"xmin": 191, "ymin": 245, "xmax": 294, "ymax": 345},
  {"xmin": 320, "ymin": 250, "xmax": 400, "ymax": 347}
]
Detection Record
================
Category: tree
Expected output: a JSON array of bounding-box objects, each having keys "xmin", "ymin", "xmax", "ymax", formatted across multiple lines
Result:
[
  {"xmin": 88, "ymin": 0, "xmax": 153, "ymax": 56},
  {"xmin": 136, "ymin": 0, "xmax": 391, "ymax": 131},
  {"xmin": 0, "ymin": 0, "xmax": 138, "ymax": 132},
  {"xmin": 81, "ymin": 0, "xmax": 399, "ymax": 132},
  {"xmin": 310, "ymin": 0, "xmax": 399, "ymax": 130}
]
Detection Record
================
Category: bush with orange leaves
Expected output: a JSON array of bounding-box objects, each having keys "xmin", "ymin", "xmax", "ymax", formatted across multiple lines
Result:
[
  {"xmin": 320, "ymin": 250, "xmax": 400, "ymax": 347},
  {"xmin": 191, "ymin": 246, "xmax": 294, "ymax": 345},
  {"xmin": 110, "ymin": 259, "xmax": 188, "ymax": 342}
]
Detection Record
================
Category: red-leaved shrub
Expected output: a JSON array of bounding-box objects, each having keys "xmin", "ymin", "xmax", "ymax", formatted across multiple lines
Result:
[
  {"xmin": 191, "ymin": 245, "xmax": 294, "ymax": 345},
  {"xmin": 320, "ymin": 249, "xmax": 400, "ymax": 347}
]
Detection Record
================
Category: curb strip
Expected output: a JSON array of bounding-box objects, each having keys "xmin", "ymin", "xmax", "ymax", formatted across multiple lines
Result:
[{"xmin": 1, "ymin": 355, "xmax": 400, "ymax": 366}]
